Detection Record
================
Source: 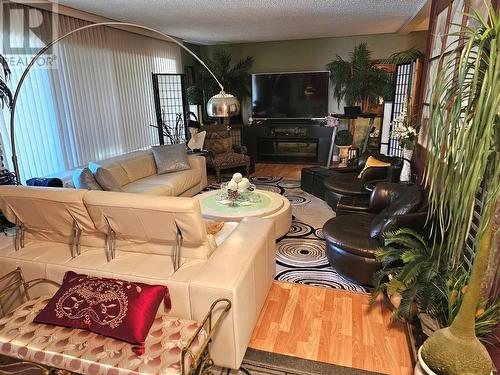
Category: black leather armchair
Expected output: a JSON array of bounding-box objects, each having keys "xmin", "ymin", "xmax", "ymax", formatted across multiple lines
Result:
[
  {"xmin": 322, "ymin": 183, "xmax": 428, "ymax": 286},
  {"xmin": 323, "ymin": 152, "xmax": 403, "ymax": 211}
]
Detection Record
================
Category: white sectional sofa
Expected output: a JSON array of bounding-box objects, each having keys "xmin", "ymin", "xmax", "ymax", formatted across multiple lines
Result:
[
  {"xmin": 0, "ymin": 185, "xmax": 276, "ymax": 369},
  {"xmin": 56, "ymin": 149, "xmax": 207, "ymax": 196}
]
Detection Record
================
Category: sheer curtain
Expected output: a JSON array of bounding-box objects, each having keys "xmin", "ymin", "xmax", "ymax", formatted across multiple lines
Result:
[{"xmin": 0, "ymin": 7, "xmax": 181, "ymax": 183}]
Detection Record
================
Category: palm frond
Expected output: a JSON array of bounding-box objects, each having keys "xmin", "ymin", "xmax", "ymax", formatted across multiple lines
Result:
[
  {"xmin": 201, "ymin": 49, "xmax": 254, "ymax": 101},
  {"xmin": 326, "ymin": 43, "xmax": 393, "ymax": 106},
  {"xmin": 380, "ymin": 47, "xmax": 424, "ymax": 65},
  {"xmin": 0, "ymin": 80, "xmax": 13, "ymax": 109},
  {"xmin": 0, "ymin": 54, "xmax": 10, "ymax": 81},
  {"xmin": 0, "ymin": 53, "xmax": 12, "ymax": 110}
]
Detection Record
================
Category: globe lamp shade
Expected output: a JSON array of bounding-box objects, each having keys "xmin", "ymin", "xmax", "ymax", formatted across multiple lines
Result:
[{"xmin": 207, "ymin": 91, "xmax": 240, "ymax": 117}]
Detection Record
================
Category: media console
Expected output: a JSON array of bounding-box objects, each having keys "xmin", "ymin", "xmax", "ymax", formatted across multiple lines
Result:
[{"xmin": 241, "ymin": 121, "xmax": 334, "ymax": 164}]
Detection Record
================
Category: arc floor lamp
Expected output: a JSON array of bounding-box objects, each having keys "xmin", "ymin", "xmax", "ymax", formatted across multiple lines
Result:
[{"xmin": 9, "ymin": 21, "xmax": 240, "ymax": 183}]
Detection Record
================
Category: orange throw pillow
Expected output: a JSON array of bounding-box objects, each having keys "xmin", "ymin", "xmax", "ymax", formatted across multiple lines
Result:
[
  {"xmin": 358, "ymin": 156, "xmax": 391, "ymax": 178},
  {"xmin": 206, "ymin": 220, "xmax": 225, "ymax": 235}
]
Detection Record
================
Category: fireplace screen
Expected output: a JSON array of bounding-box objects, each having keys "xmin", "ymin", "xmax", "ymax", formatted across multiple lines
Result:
[{"xmin": 258, "ymin": 138, "xmax": 318, "ymax": 162}]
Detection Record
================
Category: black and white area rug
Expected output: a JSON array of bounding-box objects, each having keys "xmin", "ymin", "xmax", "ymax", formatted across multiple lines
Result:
[{"xmin": 205, "ymin": 176, "xmax": 368, "ymax": 293}]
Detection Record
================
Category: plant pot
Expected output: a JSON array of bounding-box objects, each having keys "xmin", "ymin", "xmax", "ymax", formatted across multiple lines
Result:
[
  {"xmin": 414, "ymin": 346, "xmax": 492, "ymax": 375},
  {"xmin": 414, "ymin": 347, "xmax": 436, "ymax": 375},
  {"xmin": 337, "ymin": 145, "xmax": 350, "ymax": 167}
]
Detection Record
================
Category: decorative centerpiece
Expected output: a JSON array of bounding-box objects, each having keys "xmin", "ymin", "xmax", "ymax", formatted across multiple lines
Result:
[
  {"xmin": 391, "ymin": 100, "xmax": 418, "ymax": 182},
  {"xmin": 225, "ymin": 173, "xmax": 252, "ymax": 206}
]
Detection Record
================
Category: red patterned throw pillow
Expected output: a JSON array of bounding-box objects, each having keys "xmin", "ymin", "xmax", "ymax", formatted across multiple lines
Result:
[{"xmin": 34, "ymin": 271, "xmax": 171, "ymax": 355}]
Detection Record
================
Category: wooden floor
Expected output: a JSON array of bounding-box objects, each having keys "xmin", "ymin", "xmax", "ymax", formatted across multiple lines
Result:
[
  {"xmin": 253, "ymin": 163, "xmax": 314, "ymax": 180},
  {"xmin": 249, "ymin": 282, "xmax": 414, "ymax": 375}
]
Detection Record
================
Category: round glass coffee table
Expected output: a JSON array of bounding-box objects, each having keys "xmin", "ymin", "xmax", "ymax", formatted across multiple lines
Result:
[{"xmin": 196, "ymin": 189, "xmax": 292, "ymax": 239}]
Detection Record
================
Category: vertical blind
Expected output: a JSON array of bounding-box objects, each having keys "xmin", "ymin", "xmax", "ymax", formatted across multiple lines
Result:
[{"xmin": 0, "ymin": 7, "xmax": 181, "ymax": 182}]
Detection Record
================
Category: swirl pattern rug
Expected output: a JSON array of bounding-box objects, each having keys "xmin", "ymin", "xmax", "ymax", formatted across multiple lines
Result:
[{"xmin": 205, "ymin": 176, "xmax": 368, "ymax": 293}]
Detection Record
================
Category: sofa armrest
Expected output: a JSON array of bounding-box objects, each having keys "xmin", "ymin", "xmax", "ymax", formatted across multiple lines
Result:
[
  {"xmin": 360, "ymin": 166, "xmax": 389, "ymax": 185},
  {"xmin": 381, "ymin": 211, "xmax": 430, "ymax": 237},
  {"xmin": 336, "ymin": 195, "xmax": 372, "ymax": 216},
  {"xmin": 387, "ymin": 164, "xmax": 402, "ymax": 182},
  {"xmin": 368, "ymin": 182, "xmax": 410, "ymax": 212},
  {"xmin": 189, "ymin": 217, "xmax": 276, "ymax": 369},
  {"xmin": 188, "ymin": 155, "xmax": 207, "ymax": 190}
]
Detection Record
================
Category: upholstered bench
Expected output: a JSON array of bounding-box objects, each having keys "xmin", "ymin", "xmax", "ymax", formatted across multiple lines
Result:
[{"xmin": 0, "ymin": 269, "xmax": 231, "ymax": 375}]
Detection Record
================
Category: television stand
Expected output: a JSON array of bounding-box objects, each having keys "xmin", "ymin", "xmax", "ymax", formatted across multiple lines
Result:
[{"xmin": 241, "ymin": 120, "xmax": 334, "ymax": 164}]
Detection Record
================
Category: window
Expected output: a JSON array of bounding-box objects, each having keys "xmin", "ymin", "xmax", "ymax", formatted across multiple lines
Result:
[{"xmin": 0, "ymin": 6, "xmax": 181, "ymax": 183}]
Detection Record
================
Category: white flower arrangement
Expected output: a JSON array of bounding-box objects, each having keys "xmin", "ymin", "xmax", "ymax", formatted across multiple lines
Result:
[{"xmin": 390, "ymin": 100, "xmax": 419, "ymax": 150}]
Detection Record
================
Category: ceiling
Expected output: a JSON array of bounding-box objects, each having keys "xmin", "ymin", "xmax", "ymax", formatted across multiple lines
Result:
[{"xmin": 54, "ymin": 0, "xmax": 430, "ymax": 45}]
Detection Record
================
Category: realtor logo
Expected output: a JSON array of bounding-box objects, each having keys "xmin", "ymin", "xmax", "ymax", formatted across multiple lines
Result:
[{"xmin": 1, "ymin": 0, "xmax": 59, "ymax": 68}]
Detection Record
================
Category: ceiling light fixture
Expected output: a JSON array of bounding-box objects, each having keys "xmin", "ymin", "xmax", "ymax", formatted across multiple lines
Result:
[{"xmin": 9, "ymin": 21, "xmax": 240, "ymax": 183}]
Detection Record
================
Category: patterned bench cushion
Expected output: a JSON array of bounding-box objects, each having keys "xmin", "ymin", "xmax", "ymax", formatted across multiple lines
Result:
[{"xmin": 0, "ymin": 296, "xmax": 206, "ymax": 375}]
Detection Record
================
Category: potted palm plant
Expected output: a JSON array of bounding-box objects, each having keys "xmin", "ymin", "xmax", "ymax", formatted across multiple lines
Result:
[
  {"xmin": 335, "ymin": 129, "xmax": 353, "ymax": 166},
  {"xmin": 0, "ymin": 54, "xmax": 12, "ymax": 110},
  {"xmin": 198, "ymin": 49, "xmax": 253, "ymax": 123},
  {"xmin": 186, "ymin": 85, "xmax": 204, "ymax": 127},
  {"xmin": 419, "ymin": 5, "xmax": 499, "ymax": 374},
  {"xmin": 326, "ymin": 43, "xmax": 393, "ymax": 110}
]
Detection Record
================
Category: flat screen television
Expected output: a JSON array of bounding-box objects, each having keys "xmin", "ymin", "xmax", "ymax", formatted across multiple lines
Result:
[{"xmin": 251, "ymin": 71, "xmax": 329, "ymax": 119}]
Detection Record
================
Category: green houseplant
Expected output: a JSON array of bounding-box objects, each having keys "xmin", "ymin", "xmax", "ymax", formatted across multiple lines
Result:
[
  {"xmin": 0, "ymin": 53, "xmax": 12, "ymax": 110},
  {"xmin": 198, "ymin": 49, "xmax": 253, "ymax": 104},
  {"xmin": 335, "ymin": 129, "xmax": 353, "ymax": 146},
  {"xmin": 326, "ymin": 43, "xmax": 392, "ymax": 109},
  {"xmin": 335, "ymin": 129, "xmax": 353, "ymax": 166},
  {"xmin": 371, "ymin": 229, "xmax": 499, "ymax": 343},
  {"xmin": 371, "ymin": 229, "xmax": 445, "ymax": 323},
  {"xmin": 420, "ymin": 5, "xmax": 500, "ymax": 374},
  {"xmin": 186, "ymin": 86, "xmax": 203, "ymax": 105}
]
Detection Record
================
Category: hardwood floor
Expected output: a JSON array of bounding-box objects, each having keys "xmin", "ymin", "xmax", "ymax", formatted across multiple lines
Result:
[
  {"xmin": 252, "ymin": 163, "xmax": 314, "ymax": 180},
  {"xmin": 249, "ymin": 282, "xmax": 414, "ymax": 375},
  {"xmin": 207, "ymin": 163, "xmax": 312, "ymax": 183}
]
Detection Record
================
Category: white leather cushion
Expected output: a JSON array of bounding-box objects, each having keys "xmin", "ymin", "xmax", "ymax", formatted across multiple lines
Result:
[
  {"xmin": 122, "ymin": 181, "xmax": 174, "ymax": 196},
  {"xmin": 0, "ymin": 186, "xmax": 98, "ymax": 245},
  {"xmin": 138, "ymin": 169, "xmax": 201, "ymax": 196},
  {"xmin": 120, "ymin": 153, "xmax": 157, "ymax": 182},
  {"xmin": 83, "ymin": 191, "xmax": 214, "ymax": 259}
]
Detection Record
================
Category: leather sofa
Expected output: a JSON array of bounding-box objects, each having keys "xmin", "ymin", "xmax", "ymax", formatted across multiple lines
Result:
[
  {"xmin": 323, "ymin": 152, "xmax": 403, "ymax": 211},
  {"xmin": 52, "ymin": 149, "xmax": 208, "ymax": 197},
  {"xmin": 0, "ymin": 185, "xmax": 275, "ymax": 370},
  {"xmin": 322, "ymin": 183, "xmax": 427, "ymax": 286}
]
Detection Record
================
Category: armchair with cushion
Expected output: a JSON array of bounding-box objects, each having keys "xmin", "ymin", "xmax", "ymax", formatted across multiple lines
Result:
[
  {"xmin": 323, "ymin": 152, "xmax": 403, "ymax": 211},
  {"xmin": 204, "ymin": 125, "xmax": 250, "ymax": 182},
  {"xmin": 322, "ymin": 182, "xmax": 428, "ymax": 286}
]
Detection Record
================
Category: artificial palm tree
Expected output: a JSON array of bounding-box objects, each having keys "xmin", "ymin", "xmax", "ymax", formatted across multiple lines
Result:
[
  {"xmin": 371, "ymin": 229, "xmax": 445, "ymax": 323},
  {"xmin": 198, "ymin": 49, "xmax": 254, "ymax": 102},
  {"xmin": 326, "ymin": 43, "xmax": 393, "ymax": 109},
  {"xmin": 0, "ymin": 53, "xmax": 12, "ymax": 110},
  {"xmin": 421, "ymin": 5, "xmax": 499, "ymax": 374}
]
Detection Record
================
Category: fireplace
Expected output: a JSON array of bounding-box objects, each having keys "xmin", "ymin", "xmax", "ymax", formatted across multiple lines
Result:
[{"xmin": 258, "ymin": 138, "xmax": 319, "ymax": 163}]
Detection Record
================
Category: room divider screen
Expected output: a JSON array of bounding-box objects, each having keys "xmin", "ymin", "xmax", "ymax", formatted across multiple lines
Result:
[{"xmin": 152, "ymin": 73, "xmax": 189, "ymax": 145}]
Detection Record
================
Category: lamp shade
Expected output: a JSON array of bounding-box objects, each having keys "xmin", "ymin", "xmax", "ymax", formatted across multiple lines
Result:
[{"xmin": 207, "ymin": 91, "xmax": 240, "ymax": 117}]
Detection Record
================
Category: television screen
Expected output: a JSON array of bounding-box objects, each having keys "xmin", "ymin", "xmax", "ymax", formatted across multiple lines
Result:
[{"xmin": 251, "ymin": 71, "xmax": 329, "ymax": 119}]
